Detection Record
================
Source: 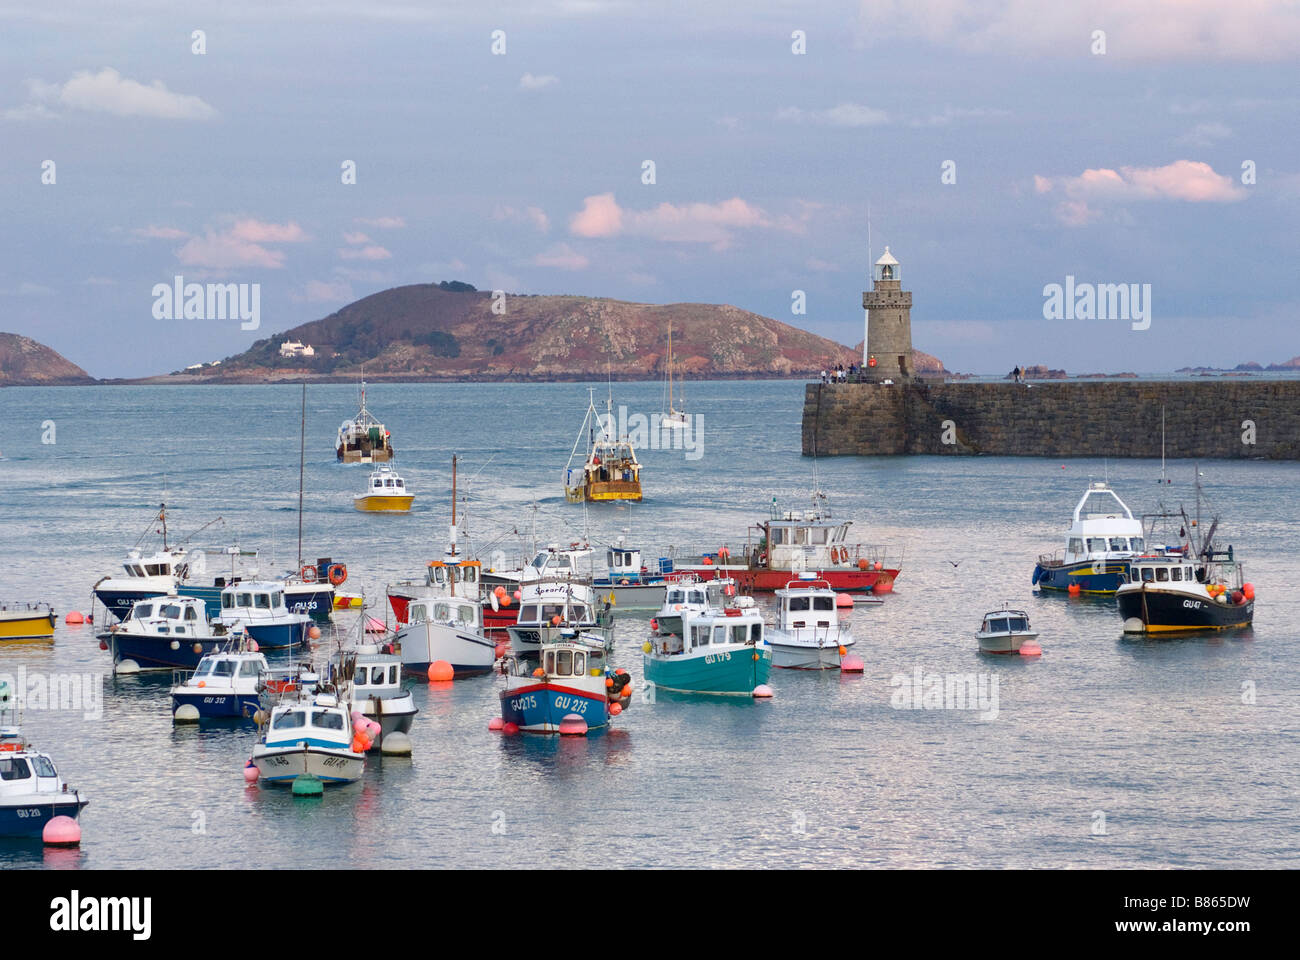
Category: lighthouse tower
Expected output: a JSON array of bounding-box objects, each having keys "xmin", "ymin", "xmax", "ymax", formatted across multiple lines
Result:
[{"xmin": 862, "ymin": 246, "xmax": 913, "ymax": 381}]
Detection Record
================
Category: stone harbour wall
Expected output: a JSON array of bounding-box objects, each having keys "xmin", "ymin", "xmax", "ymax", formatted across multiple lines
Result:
[{"xmin": 801, "ymin": 380, "xmax": 1300, "ymax": 459}]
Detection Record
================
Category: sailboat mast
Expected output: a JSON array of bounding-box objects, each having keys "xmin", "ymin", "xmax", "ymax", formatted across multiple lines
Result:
[
  {"xmin": 668, "ymin": 321, "xmax": 673, "ymax": 408},
  {"xmin": 297, "ymin": 382, "xmax": 306, "ymax": 570}
]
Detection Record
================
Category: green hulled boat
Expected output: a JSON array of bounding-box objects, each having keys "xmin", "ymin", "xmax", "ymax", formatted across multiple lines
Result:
[{"xmin": 642, "ymin": 601, "xmax": 770, "ymax": 695}]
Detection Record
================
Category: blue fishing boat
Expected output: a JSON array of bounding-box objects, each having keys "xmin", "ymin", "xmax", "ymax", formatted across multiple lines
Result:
[
  {"xmin": 0, "ymin": 680, "xmax": 89, "ymax": 838},
  {"xmin": 216, "ymin": 581, "xmax": 312, "ymax": 650},
  {"xmin": 1032, "ymin": 482, "xmax": 1148, "ymax": 594},
  {"xmin": 170, "ymin": 646, "xmax": 274, "ymax": 722},
  {"xmin": 643, "ymin": 599, "xmax": 771, "ymax": 695},
  {"xmin": 499, "ymin": 636, "xmax": 629, "ymax": 733},
  {"xmin": 104, "ymin": 596, "xmax": 239, "ymax": 672}
]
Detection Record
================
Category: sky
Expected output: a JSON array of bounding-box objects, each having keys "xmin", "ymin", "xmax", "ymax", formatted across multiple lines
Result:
[{"xmin": 1, "ymin": 0, "xmax": 1297, "ymax": 378}]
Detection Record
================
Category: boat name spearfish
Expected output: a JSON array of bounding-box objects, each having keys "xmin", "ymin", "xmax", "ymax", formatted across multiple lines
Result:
[
  {"xmin": 889, "ymin": 667, "xmax": 999, "ymax": 721},
  {"xmin": 151, "ymin": 274, "xmax": 260, "ymax": 331},
  {"xmin": 598, "ymin": 406, "xmax": 704, "ymax": 461},
  {"xmin": 49, "ymin": 891, "xmax": 151, "ymax": 941}
]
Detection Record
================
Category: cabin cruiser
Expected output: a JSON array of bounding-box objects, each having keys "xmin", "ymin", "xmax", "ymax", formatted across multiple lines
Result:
[
  {"xmin": 767, "ymin": 576, "xmax": 856, "ymax": 670},
  {"xmin": 1, "ymin": 601, "xmax": 56, "ymax": 641},
  {"xmin": 337, "ymin": 381, "xmax": 393, "ymax": 462},
  {"xmin": 216, "ymin": 581, "xmax": 312, "ymax": 650},
  {"xmin": 1032, "ymin": 482, "xmax": 1147, "ymax": 594},
  {"xmin": 563, "ymin": 389, "xmax": 642, "ymax": 503},
  {"xmin": 676, "ymin": 493, "xmax": 902, "ymax": 593},
  {"xmin": 103, "ymin": 595, "xmax": 237, "ymax": 671},
  {"xmin": 480, "ymin": 541, "xmax": 595, "ymax": 590},
  {"xmin": 0, "ymin": 681, "xmax": 88, "ymax": 838},
  {"xmin": 499, "ymin": 635, "xmax": 629, "ymax": 734},
  {"xmin": 643, "ymin": 596, "xmax": 771, "ymax": 695},
  {"xmin": 354, "ymin": 464, "xmax": 413, "ymax": 512},
  {"xmin": 170, "ymin": 646, "xmax": 273, "ymax": 722},
  {"xmin": 507, "ymin": 579, "xmax": 613, "ymax": 659},
  {"xmin": 591, "ymin": 541, "xmax": 671, "ymax": 610},
  {"xmin": 976, "ymin": 603, "xmax": 1041, "ymax": 655},
  {"xmin": 252, "ymin": 693, "xmax": 365, "ymax": 785}
]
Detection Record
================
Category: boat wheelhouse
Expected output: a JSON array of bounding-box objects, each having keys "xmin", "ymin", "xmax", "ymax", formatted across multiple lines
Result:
[
  {"xmin": 330, "ymin": 646, "xmax": 418, "ymax": 745},
  {"xmin": 0, "ymin": 681, "xmax": 88, "ymax": 838},
  {"xmin": 643, "ymin": 599, "xmax": 771, "ymax": 696},
  {"xmin": 507, "ymin": 578, "xmax": 613, "ymax": 659},
  {"xmin": 104, "ymin": 595, "xmax": 235, "ymax": 671},
  {"xmin": 336, "ymin": 381, "xmax": 393, "ymax": 463},
  {"xmin": 564, "ymin": 390, "xmax": 642, "ymax": 503},
  {"xmin": 767, "ymin": 576, "xmax": 855, "ymax": 670},
  {"xmin": 217, "ymin": 581, "xmax": 312, "ymax": 650},
  {"xmin": 170, "ymin": 647, "xmax": 271, "ymax": 721},
  {"xmin": 651, "ymin": 575, "xmax": 712, "ymax": 637},
  {"xmin": 499, "ymin": 636, "xmax": 627, "ymax": 734},
  {"xmin": 92, "ymin": 544, "xmax": 192, "ymax": 620},
  {"xmin": 591, "ymin": 540, "xmax": 672, "ymax": 610},
  {"xmin": 0, "ymin": 601, "xmax": 56, "ymax": 641},
  {"xmin": 1032, "ymin": 482, "xmax": 1147, "ymax": 594},
  {"xmin": 975, "ymin": 603, "xmax": 1040, "ymax": 655},
  {"xmin": 393, "ymin": 591, "xmax": 497, "ymax": 676},
  {"xmin": 252, "ymin": 693, "xmax": 365, "ymax": 785},
  {"xmin": 354, "ymin": 464, "xmax": 413, "ymax": 512}
]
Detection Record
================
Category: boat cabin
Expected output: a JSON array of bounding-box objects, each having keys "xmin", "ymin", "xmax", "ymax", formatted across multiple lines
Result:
[
  {"xmin": 752, "ymin": 511, "xmax": 857, "ymax": 570},
  {"xmin": 518, "ymin": 594, "xmax": 596, "ymax": 627},
  {"xmin": 978, "ymin": 608, "xmax": 1032, "ymax": 636},
  {"xmin": 1126, "ymin": 558, "xmax": 1206, "ymax": 587},
  {"xmin": 425, "ymin": 559, "xmax": 481, "ymax": 594},
  {"xmin": 408, "ymin": 596, "xmax": 480, "ymax": 630},
  {"xmin": 219, "ymin": 582, "xmax": 292, "ymax": 620},
  {"xmin": 524, "ymin": 544, "xmax": 592, "ymax": 581},
  {"xmin": 185, "ymin": 650, "xmax": 268, "ymax": 687},
  {"xmin": 366, "ymin": 467, "xmax": 407, "ymax": 494},
  {"xmin": 665, "ymin": 583, "xmax": 708, "ymax": 608},
  {"xmin": 775, "ymin": 578, "xmax": 839, "ymax": 631},
  {"xmin": 666, "ymin": 609, "xmax": 763, "ymax": 656},
  {"xmin": 1061, "ymin": 483, "xmax": 1145, "ymax": 562},
  {"xmin": 338, "ymin": 648, "xmax": 404, "ymax": 700},
  {"xmin": 116, "ymin": 547, "xmax": 189, "ymax": 581},
  {"xmin": 265, "ymin": 698, "xmax": 351, "ymax": 745},
  {"xmin": 540, "ymin": 641, "xmax": 605, "ymax": 678},
  {"xmin": 607, "ymin": 545, "xmax": 643, "ymax": 581},
  {"xmin": 123, "ymin": 596, "xmax": 219, "ymax": 637}
]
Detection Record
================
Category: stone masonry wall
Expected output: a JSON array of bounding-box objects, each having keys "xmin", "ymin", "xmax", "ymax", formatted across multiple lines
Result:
[{"xmin": 802, "ymin": 380, "xmax": 1300, "ymax": 459}]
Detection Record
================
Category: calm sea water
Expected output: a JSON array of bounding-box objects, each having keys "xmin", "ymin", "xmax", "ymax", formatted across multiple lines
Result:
[{"xmin": 1, "ymin": 381, "xmax": 1297, "ymax": 869}]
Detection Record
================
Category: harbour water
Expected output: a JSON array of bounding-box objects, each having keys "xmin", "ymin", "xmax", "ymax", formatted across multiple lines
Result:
[{"xmin": 2, "ymin": 381, "xmax": 1297, "ymax": 868}]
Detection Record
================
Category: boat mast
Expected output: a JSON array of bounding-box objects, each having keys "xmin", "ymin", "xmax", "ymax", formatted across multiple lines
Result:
[
  {"xmin": 1158, "ymin": 405, "xmax": 1166, "ymax": 484},
  {"xmin": 448, "ymin": 454, "xmax": 458, "ymax": 559},
  {"xmin": 297, "ymin": 382, "xmax": 306, "ymax": 570}
]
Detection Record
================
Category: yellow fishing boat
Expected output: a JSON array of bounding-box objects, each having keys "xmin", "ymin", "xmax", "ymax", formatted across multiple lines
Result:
[
  {"xmin": 0, "ymin": 602, "xmax": 56, "ymax": 640},
  {"xmin": 354, "ymin": 464, "xmax": 414, "ymax": 512},
  {"xmin": 564, "ymin": 388, "xmax": 643, "ymax": 503}
]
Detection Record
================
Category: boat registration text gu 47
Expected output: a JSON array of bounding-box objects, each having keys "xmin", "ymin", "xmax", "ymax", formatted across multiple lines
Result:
[{"xmin": 564, "ymin": 388, "xmax": 642, "ymax": 503}]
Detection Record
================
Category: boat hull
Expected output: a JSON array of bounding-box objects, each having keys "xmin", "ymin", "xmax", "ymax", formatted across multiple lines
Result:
[
  {"xmin": 683, "ymin": 566, "xmax": 899, "ymax": 593},
  {"xmin": 395, "ymin": 620, "xmax": 496, "ymax": 676},
  {"xmin": 498, "ymin": 680, "xmax": 609, "ymax": 733},
  {"xmin": 976, "ymin": 632, "xmax": 1039, "ymax": 654},
  {"xmin": 170, "ymin": 690, "xmax": 261, "ymax": 720},
  {"xmin": 96, "ymin": 582, "xmax": 334, "ymax": 623},
  {"xmin": 253, "ymin": 743, "xmax": 364, "ymax": 783},
  {"xmin": 0, "ymin": 612, "xmax": 56, "ymax": 640},
  {"xmin": 353, "ymin": 495, "xmax": 414, "ymax": 513},
  {"xmin": 592, "ymin": 581, "xmax": 665, "ymax": 610},
  {"xmin": 108, "ymin": 632, "xmax": 228, "ymax": 671},
  {"xmin": 769, "ymin": 641, "xmax": 850, "ymax": 670},
  {"xmin": 565, "ymin": 480, "xmax": 642, "ymax": 503},
  {"xmin": 0, "ymin": 797, "xmax": 89, "ymax": 838},
  {"xmin": 1116, "ymin": 588, "xmax": 1254, "ymax": 633},
  {"xmin": 232, "ymin": 619, "xmax": 309, "ymax": 650},
  {"xmin": 1033, "ymin": 560, "xmax": 1130, "ymax": 594},
  {"xmin": 643, "ymin": 645, "xmax": 772, "ymax": 695}
]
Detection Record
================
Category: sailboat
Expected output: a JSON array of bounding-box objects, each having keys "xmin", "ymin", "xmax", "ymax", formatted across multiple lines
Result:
[
  {"xmin": 563, "ymin": 388, "xmax": 642, "ymax": 503},
  {"xmin": 663, "ymin": 320, "xmax": 688, "ymax": 428}
]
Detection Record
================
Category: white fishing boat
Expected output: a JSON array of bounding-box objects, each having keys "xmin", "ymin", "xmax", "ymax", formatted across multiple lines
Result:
[
  {"xmin": 252, "ymin": 693, "xmax": 365, "ymax": 785},
  {"xmin": 353, "ymin": 464, "xmax": 413, "ymax": 512},
  {"xmin": 767, "ymin": 576, "xmax": 856, "ymax": 670},
  {"xmin": 330, "ymin": 645, "xmax": 418, "ymax": 745},
  {"xmin": 1032, "ymin": 482, "xmax": 1147, "ymax": 594},
  {"xmin": 650, "ymin": 574, "xmax": 710, "ymax": 637},
  {"xmin": 975, "ymin": 603, "xmax": 1040, "ymax": 655},
  {"xmin": 336, "ymin": 381, "xmax": 393, "ymax": 463},
  {"xmin": 216, "ymin": 581, "xmax": 312, "ymax": 650},
  {"xmin": 170, "ymin": 645, "xmax": 272, "ymax": 722},
  {"xmin": 394, "ymin": 591, "xmax": 497, "ymax": 676},
  {"xmin": 507, "ymin": 578, "xmax": 613, "ymax": 659},
  {"xmin": 0, "ymin": 680, "xmax": 89, "ymax": 838}
]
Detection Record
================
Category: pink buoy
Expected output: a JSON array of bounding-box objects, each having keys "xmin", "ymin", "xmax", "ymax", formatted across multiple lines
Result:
[
  {"xmin": 488, "ymin": 716, "xmax": 505, "ymax": 731},
  {"xmin": 512, "ymin": 590, "xmax": 522, "ymax": 600},
  {"xmin": 839, "ymin": 655, "xmax": 865, "ymax": 673},
  {"xmin": 1019, "ymin": 644, "xmax": 1042, "ymax": 657},
  {"xmin": 494, "ymin": 642, "xmax": 508, "ymax": 659},
  {"xmin": 835, "ymin": 593, "xmax": 854, "ymax": 609},
  {"xmin": 43, "ymin": 816, "xmax": 81, "ymax": 846},
  {"xmin": 243, "ymin": 760, "xmax": 259, "ymax": 783},
  {"xmin": 64, "ymin": 611, "xmax": 85, "ymax": 625},
  {"xmin": 558, "ymin": 713, "xmax": 588, "ymax": 736},
  {"xmin": 502, "ymin": 721, "xmax": 520, "ymax": 736},
  {"xmin": 752, "ymin": 684, "xmax": 774, "ymax": 698},
  {"xmin": 351, "ymin": 710, "xmax": 364, "ymax": 722},
  {"xmin": 365, "ymin": 720, "xmax": 382, "ymax": 738},
  {"xmin": 246, "ymin": 640, "xmax": 259, "ymax": 653}
]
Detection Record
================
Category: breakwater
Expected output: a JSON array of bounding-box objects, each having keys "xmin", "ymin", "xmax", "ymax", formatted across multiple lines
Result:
[{"xmin": 802, "ymin": 379, "xmax": 1300, "ymax": 459}]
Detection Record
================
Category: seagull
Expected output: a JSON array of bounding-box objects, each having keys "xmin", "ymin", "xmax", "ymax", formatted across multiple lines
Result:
[{"xmin": 948, "ymin": 560, "xmax": 962, "ymax": 568}]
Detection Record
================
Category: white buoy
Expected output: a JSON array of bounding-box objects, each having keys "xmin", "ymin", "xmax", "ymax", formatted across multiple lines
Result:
[
  {"xmin": 380, "ymin": 731, "xmax": 412, "ymax": 756},
  {"xmin": 752, "ymin": 684, "xmax": 774, "ymax": 698},
  {"xmin": 173, "ymin": 704, "xmax": 201, "ymax": 724},
  {"xmin": 1123, "ymin": 617, "xmax": 1145, "ymax": 634},
  {"xmin": 114, "ymin": 659, "xmax": 140, "ymax": 675}
]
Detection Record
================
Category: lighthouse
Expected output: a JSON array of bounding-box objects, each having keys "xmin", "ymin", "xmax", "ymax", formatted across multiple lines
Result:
[{"xmin": 862, "ymin": 246, "xmax": 913, "ymax": 381}]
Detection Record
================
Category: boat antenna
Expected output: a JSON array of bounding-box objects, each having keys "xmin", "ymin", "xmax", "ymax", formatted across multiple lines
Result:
[
  {"xmin": 1158, "ymin": 405, "xmax": 1167, "ymax": 484},
  {"xmin": 297, "ymin": 382, "xmax": 306, "ymax": 571}
]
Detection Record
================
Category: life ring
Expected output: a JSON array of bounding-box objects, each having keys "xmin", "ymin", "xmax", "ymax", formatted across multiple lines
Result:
[
  {"xmin": 328, "ymin": 564, "xmax": 348, "ymax": 586},
  {"xmin": 300, "ymin": 565, "xmax": 318, "ymax": 582}
]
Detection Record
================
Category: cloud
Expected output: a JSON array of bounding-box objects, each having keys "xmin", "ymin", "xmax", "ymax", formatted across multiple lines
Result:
[
  {"xmin": 569, "ymin": 193, "xmax": 776, "ymax": 249},
  {"xmin": 342, "ymin": 231, "xmax": 371, "ymax": 245},
  {"xmin": 777, "ymin": 103, "xmax": 889, "ymax": 127},
  {"xmin": 15, "ymin": 68, "xmax": 215, "ymax": 120},
  {"xmin": 338, "ymin": 244, "xmax": 392, "ymax": 261},
  {"xmin": 908, "ymin": 105, "xmax": 1011, "ymax": 127},
  {"xmin": 173, "ymin": 218, "xmax": 307, "ymax": 270},
  {"xmin": 355, "ymin": 215, "xmax": 406, "ymax": 229},
  {"xmin": 855, "ymin": 0, "xmax": 1300, "ymax": 60},
  {"xmin": 1176, "ymin": 121, "xmax": 1233, "ymax": 147},
  {"xmin": 519, "ymin": 73, "xmax": 559, "ymax": 91},
  {"xmin": 1037, "ymin": 160, "xmax": 1247, "ymax": 204},
  {"xmin": 291, "ymin": 279, "xmax": 354, "ymax": 303},
  {"xmin": 532, "ymin": 243, "xmax": 589, "ymax": 270},
  {"xmin": 493, "ymin": 204, "xmax": 550, "ymax": 232},
  {"xmin": 135, "ymin": 225, "xmax": 189, "ymax": 240}
]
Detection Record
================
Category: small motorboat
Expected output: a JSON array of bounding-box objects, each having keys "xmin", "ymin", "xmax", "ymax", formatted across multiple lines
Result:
[
  {"xmin": 393, "ymin": 592, "xmax": 497, "ymax": 677},
  {"xmin": 103, "ymin": 595, "xmax": 238, "ymax": 671},
  {"xmin": 767, "ymin": 576, "xmax": 855, "ymax": 670},
  {"xmin": 0, "ymin": 601, "xmax": 56, "ymax": 641},
  {"xmin": 170, "ymin": 645, "xmax": 274, "ymax": 722},
  {"xmin": 499, "ymin": 636, "xmax": 629, "ymax": 733},
  {"xmin": 353, "ymin": 464, "xmax": 413, "ymax": 513},
  {"xmin": 252, "ymin": 693, "xmax": 365, "ymax": 785},
  {"xmin": 216, "ymin": 581, "xmax": 312, "ymax": 650},
  {"xmin": 591, "ymin": 540, "xmax": 671, "ymax": 611},
  {"xmin": 0, "ymin": 680, "xmax": 88, "ymax": 837},
  {"xmin": 976, "ymin": 603, "xmax": 1040, "ymax": 655}
]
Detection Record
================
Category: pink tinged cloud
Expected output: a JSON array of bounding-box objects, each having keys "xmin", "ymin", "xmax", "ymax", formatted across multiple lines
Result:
[
  {"xmin": 1037, "ymin": 160, "xmax": 1246, "ymax": 205},
  {"xmin": 338, "ymin": 245, "xmax": 392, "ymax": 261},
  {"xmin": 342, "ymin": 231, "xmax": 371, "ymax": 245},
  {"xmin": 136, "ymin": 225, "xmax": 189, "ymax": 239},
  {"xmin": 570, "ymin": 194, "xmax": 624, "ymax": 238},
  {"xmin": 533, "ymin": 243, "xmax": 589, "ymax": 270},
  {"xmin": 173, "ymin": 218, "xmax": 307, "ymax": 269},
  {"xmin": 568, "ymin": 194, "xmax": 773, "ymax": 248}
]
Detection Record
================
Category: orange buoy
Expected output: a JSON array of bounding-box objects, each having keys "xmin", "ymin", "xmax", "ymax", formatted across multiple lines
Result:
[
  {"xmin": 837, "ymin": 645, "xmax": 847, "ymax": 656},
  {"xmin": 494, "ymin": 585, "xmax": 506, "ymax": 599},
  {"xmin": 427, "ymin": 660, "xmax": 454, "ymax": 682},
  {"xmin": 857, "ymin": 558, "xmax": 869, "ymax": 571},
  {"xmin": 1068, "ymin": 583, "xmax": 1081, "ymax": 596},
  {"xmin": 609, "ymin": 702, "xmax": 623, "ymax": 716},
  {"xmin": 494, "ymin": 642, "xmax": 508, "ymax": 658},
  {"xmin": 64, "ymin": 611, "xmax": 85, "ymax": 625},
  {"xmin": 533, "ymin": 667, "xmax": 545, "ymax": 678},
  {"xmin": 1242, "ymin": 582, "xmax": 1255, "ymax": 600},
  {"xmin": 308, "ymin": 625, "xmax": 322, "ymax": 640},
  {"xmin": 835, "ymin": 593, "xmax": 853, "ymax": 608},
  {"xmin": 550, "ymin": 615, "xmax": 562, "ymax": 626},
  {"xmin": 500, "ymin": 595, "xmax": 512, "ymax": 607},
  {"xmin": 702, "ymin": 556, "xmax": 713, "ymax": 565},
  {"xmin": 243, "ymin": 761, "xmax": 259, "ymax": 783}
]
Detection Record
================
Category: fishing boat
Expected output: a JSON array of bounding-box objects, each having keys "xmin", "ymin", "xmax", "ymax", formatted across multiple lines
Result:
[
  {"xmin": 1032, "ymin": 482, "xmax": 1147, "ymax": 594},
  {"xmin": 650, "ymin": 574, "xmax": 712, "ymax": 637},
  {"xmin": 353, "ymin": 464, "xmax": 413, "ymax": 512},
  {"xmin": 767, "ymin": 576, "xmax": 856, "ymax": 670},
  {"xmin": 662, "ymin": 319, "xmax": 688, "ymax": 428},
  {"xmin": 216, "ymin": 581, "xmax": 312, "ymax": 650},
  {"xmin": 170, "ymin": 645, "xmax": 272, "ymax": 722},
  {"xmin": 507, "ymin": 579, "xmax": 613, "ymax": 659},
  {"xmin": 0, "ymin": 681, "xmax": 89, "ymax": 838},
  {"xmin": 564, "ymin": 389, "xmax": 642, "ymax": 503},
  {"xmin": 1115, "ymin": 474, "xmax": 1254, "ymax": 633},
  {"xmin": 393, "ymin": 589, "xmax": 497, "ymax": 676},
  {"xmin": 975, "ymin": 603, "xmax": 1041, "ymax": 655},
  {"xmin": 252, "ymin": 693, "xmax": 365, "ymax": 785},
  {"xmin": 642, "ymin": 598, "xmax": 771, "ymax": 695},
  {"xmin": 499, "ymin": 636, "xmax": 629, "ymax": 734},
  {"xmin": 675, "ymin": 492, "xmax": 902, "ymax": 593},
  {"xmin": 329, "ymin": 645, "xmax": 418, "ymax": 745},
  {"xmin": 337, "ymin": 381, "xmax": 393, "ymax": 462},
  {"xmin": 0, "ymin": 601, "xmax": 55, "ymax": 640},
  {"xmin": 481, "ymin": 540, "xmax": 595, "ymax": 590},
  {"xmin": 103, "ymin": 595, "xmax": 238, "ymax": 671},
  {"xmin": 591, "ymin": 540, "xmax": 671, "ymax": 610}
]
